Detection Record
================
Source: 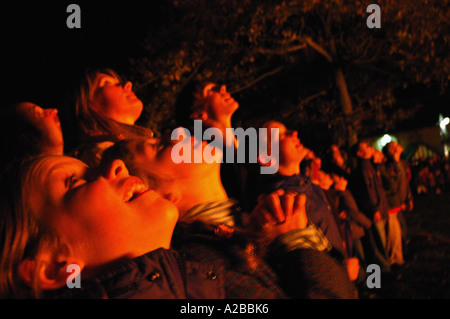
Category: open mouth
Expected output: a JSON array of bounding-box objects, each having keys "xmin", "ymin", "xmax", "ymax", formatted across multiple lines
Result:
[{"xmin": 123, "ymin": 178, "xmax": 148, "ymax": 203}]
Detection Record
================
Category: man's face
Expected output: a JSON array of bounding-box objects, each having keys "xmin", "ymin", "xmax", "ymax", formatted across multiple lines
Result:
[
  {"xmin": 332, "ymin": 173, "xmax": 348, "ymax": 191},
  {"xmin": 201, "ymin": 83, "xmax": 239, "ymax": 120},
  {"xmin": 358, "ymin": 142, "xmax": 374, "ymax": 159},
  {"xmin": 264, "ymin": 121, "xmax": 308, "ymax": 166}
]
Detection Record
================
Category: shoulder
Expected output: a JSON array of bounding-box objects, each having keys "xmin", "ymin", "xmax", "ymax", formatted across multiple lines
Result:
[{"xmin": 274, "ymin": 249, "xmax": 358, "ymax": 299}]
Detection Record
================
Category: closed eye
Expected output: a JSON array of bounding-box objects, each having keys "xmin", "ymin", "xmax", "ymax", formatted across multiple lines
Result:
[{"xmin": 65, "ymin": 173, "xmax": 86, "ymax": 189}]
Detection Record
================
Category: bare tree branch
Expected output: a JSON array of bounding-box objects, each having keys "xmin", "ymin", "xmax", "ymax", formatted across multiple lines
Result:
[
  {"xmin": 231, "ymin": 66, "xmax": 285, "ymax": 93},
  {"xmin": 298, "ymin": 90, "xmax": 328, "ymax": 105},
  {"xmin": 256, "ymin": 43, "xmax": 307, "ymax": 55},
  {"xmin": 282, "ymin": 90, "xmax": 328, "ymax": 118},
  {"xmin": 304, "ymin": 37, "xmax": 333, "ymax": 62}
]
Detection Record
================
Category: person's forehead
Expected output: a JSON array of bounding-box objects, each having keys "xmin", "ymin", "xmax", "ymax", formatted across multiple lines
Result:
[
  {"xmin": 29, "ymin": 156, "xmax": 85, "ymax": 182},
  {"xmin": 17, "ymin": 102, "xmax": 40, "ymax": 114},
  {"xmin": 24, "ymin": 156, "xmax": 86, "ymax": 213},
  {"xmin": 201, "ymin": 82, "xmax": 217, "ymax": 96},
  {"xmin": 96, "ymin": 73, "xmax": 118, "ymax": 80},
  {"xmin": 203, "ymin": 82, "xmax": 216, "ymax": 90},
  {"xmin": 94, "ymin": 73, "xmax": 120, "ymax": 87},
  {"xmin": 266, "ymin": 121, "xmax": 286, "ymax": 130}
]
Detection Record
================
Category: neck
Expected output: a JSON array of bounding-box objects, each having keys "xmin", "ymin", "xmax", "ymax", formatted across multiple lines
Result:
[
  {"xmin": 278, "ymin": 162, "xmax": 301, "ymax": 176},
  {"xmin": 177, "ymin": 168, "xmax": 228, "ymax": 218},
  {"xmin": 40, "ymin": 144, "xmax": 64, "ymax": 155},
  {"xmin": 211, "ymin": 114, "xmax": 233, "ymax": 131}
]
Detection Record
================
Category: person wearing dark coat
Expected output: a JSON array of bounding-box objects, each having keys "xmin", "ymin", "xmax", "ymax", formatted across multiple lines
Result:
[
  {"xmin": 380, "ymin": 142, "xmax": 414, "ymax": 266},
  {"xmin": 349, "ymin": 142, "xmax": 390, "ymax": 272},
  {"xmin": 251, "ymin": 121, "xmax": 346, "ymax": 261},
  {"xmin": 101, "ymin": 138, "xmax": 358, "ymax": 299},
  {"xmin": 0, "ymin": 155, "xmax": 282, "ymax": 299}
]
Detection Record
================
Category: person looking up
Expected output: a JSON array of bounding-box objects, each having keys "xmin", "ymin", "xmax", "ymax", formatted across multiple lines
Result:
[
  {"xmin": 65, "ymin": 68, "xmax": 154, "ymax": 166},
  {"xmin": 0, "ymin": 102, "xmax": 64, "ymax": 170}
]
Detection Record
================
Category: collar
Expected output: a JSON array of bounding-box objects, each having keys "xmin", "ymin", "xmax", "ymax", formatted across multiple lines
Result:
[{"xmin": 180, "ymin": 199, "xmax": 239, "ymax": 227}]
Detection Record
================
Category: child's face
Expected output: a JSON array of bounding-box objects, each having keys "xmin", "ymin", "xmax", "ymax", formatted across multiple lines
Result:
[
  {"xmin": 91, "ymin": 73, "xmax": 143, "ymax": 125},
  {"xmin": 24, "ymin": 156, "xmax": 178, "ymax": 269}
]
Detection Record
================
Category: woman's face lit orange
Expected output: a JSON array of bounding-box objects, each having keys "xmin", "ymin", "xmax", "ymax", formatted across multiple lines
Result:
[
  {"xmin": 24, "ymin": 156, "xmax": 178, "ymax": 269},
  {"xmin": 91, "ymin": 74, "xmax": 143, "ymax": 125}
]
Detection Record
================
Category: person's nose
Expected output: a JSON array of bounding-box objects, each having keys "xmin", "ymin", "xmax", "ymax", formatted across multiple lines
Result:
[
  {"xmin": 43, "ymin": 108, "xmax": 58, "ymax": 117},
  {"xmin": 103, "ymin": 159, "xmax": 130, "ymax": 181},
  {"xmin": 286, "ymin": 129, "xmax": 298, "ymax": 138},
  {"xmin": 123, "ymin": 81, "xmax": 133, "ymax": 92}
]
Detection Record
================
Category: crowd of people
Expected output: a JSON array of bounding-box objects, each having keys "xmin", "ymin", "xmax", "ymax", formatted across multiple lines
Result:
[
  {"xmin": 0, "ymin": 68, "xmax": 418, "ymax": 299},
  {"xmin": 411, "ymin": 155, "xmax": 450, "ymax": 196}
]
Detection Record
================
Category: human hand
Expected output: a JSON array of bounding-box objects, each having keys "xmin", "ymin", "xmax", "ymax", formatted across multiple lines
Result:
[
  {"xmin": 250, "ymin": 189, "xmax": 308, "ymax": 241},
  {"xmin": 373, "ymin": 211, "xmax": 382, "ymax": 223},
  {"xmin": 346, "ymin": 257, "xmax": 360, "ymax": 281},
  {"xmin": 408, "ymin": 200, "xmax": 414, "ymax": 211},
  {"xmin": 339, "ymin": 211, "xmax": 347, "ymax": 219}
]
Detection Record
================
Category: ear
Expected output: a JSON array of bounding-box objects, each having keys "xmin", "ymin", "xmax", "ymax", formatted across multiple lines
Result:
[
  {"xmin": 200, "ymin": 112, "xmax": 208, "ymax": 121},
  {"xmin": 163, "ymin": 191, "xmax": 182, "ymax": 205},
  {"xmin": 18, "ymin": 255, "xmax": 84, "ymax": 290}
]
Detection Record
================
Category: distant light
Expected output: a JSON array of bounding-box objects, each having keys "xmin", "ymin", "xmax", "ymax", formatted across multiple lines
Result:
[
  {"xmin": 380, "ymin": 134, "xmax": 392, "ymax": 146},
  {"xmin": 375, "ymin": 134, "xmax": 396, "ymax": 151},
  {"xmin": 440, "ymin": 117, "xmax": 450, "ymax": 131}
]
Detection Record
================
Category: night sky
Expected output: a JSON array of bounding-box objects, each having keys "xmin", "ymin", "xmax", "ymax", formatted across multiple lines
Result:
[{"xmin": 1, "ymin": 1, "xmax": 159, "ymax": 107}]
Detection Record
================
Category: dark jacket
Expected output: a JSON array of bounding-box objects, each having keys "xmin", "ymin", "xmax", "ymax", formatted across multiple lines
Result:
[
  {"xmin": 172, "ymin": 221, "xmax": 357, "ymax": 299},
  {"xmin": 45, "ymin": 248, "xmax": 223, "ymax": 299},
  {"xmin": 336, "ymin": 189, "xmax": 373, "ymax": 240},
  {"xmin": 172, "ymin": 222, "xmax": 286, "ymax": 299},
  {"xmin": 350, "ymin": 159, "xmax": 388, "ymax": 220},
  {"xmin": 255, "ymin": 173, "xmax": 345, "ymax": 260},
  {"xmin": 266, "ymin": 245, "xmax": 358, "ymax": 299},
  {"xmin": 380, "ymin": 160, "xmax": 413, "ymax": 209},
  {"xmin": 45, "ymin": 223, "xmax": 357, "ymax": 299}
]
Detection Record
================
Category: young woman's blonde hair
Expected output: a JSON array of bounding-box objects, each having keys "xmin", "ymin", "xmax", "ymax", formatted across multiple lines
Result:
[
  {"xmin": 73, "ymin": 68, "xmax": 126, "ymax": 142},
  {"xmin": 0, "ymin": 157, "xmax": 68, "ymax": 298}
]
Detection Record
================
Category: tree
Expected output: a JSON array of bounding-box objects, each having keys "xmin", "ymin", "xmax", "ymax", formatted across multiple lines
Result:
[{"xmin": 129, "ymin": 0, "xmax": 449, "ymax": 151}]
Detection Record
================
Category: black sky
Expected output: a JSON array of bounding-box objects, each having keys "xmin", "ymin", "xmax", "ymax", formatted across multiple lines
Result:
[{"xmin": 1, "ymin": 1, "xmax": 159, "ymax": 107}]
